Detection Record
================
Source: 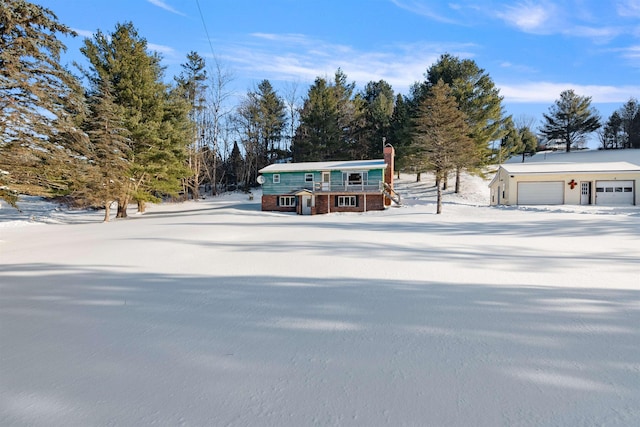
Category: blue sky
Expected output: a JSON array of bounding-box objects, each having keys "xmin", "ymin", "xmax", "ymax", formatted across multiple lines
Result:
[{"xmin": 35, "ymin": 0, "xmax": 640, "ymax": 141}]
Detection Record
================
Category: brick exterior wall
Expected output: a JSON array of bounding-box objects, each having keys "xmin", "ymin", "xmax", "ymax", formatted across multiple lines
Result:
[
  {"xmin": 261, "ymin": 195, "xmax": 296, "ymax": 213},
  {"xmin": 263, "ymin": 194, "xmax": 385, "ymax": 214}
]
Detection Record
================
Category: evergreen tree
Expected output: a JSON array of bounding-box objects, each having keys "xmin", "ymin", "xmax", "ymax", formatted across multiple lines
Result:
[
  {"xmin": 292, "ymin": 69, "xmax": 363, "ymax": 162},
  {"xmin": 0, "ymin": 0, "xmax": 85, "ymax": 206},
  {"xmin": 600, "ymin": 111, "xmax": 624, "ymax": 150},
  {"xmin": 82, "ymin": 79, "xmax": 130, "ymax": 221},
  {"xmin": 255, "ymin": 80, "xmax": 287, "ymax": 166},
  {"xmin": 424, "ymin": 53, "xmax": 508, "ymax": 167},
  {"xmin": 387, "ymin": 94, "xmax": 412, "ymax": 177},
  {"xmin": 540, "ymin": 89, "xmax": 601, "ymax": 152},
  {"xmin": 292, "ymin": 77, "xmax": 339, "ymax": 161},
  {"xmin": 80, "ymin": 22, "xmax": 191, "ymax": 217},
  {"xmin": 618, "ymin": 98, "xmax": 640, "ymax": 149},
  {"xmin": 361, "ymin": 80, "xmax": 395, "ymax": 159},
  {"xmin": 175, "ymin": 51, "xmax": 208, "ymax": 199},
  {"xmin": 413, "ymin": 80, "xmax": 472, "ymax": 214}
]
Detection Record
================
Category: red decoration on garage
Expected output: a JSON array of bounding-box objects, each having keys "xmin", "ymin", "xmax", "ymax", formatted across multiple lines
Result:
[{"xmin": 568, "ymin": 179, "xmax": 577, "ymax": 189}]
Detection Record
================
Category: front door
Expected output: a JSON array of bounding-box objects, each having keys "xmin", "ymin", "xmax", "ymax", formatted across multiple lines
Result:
[
  {"xmin": 580, "ymin": 182, "xmax": 591, "ymax": 205},
  {"xmin": 322, "ymin": 171, "xmax": 330, "ymax": 191},
  {"xmin": 301, "ymin": 195, "xmax": 312, "ymax": 215}
]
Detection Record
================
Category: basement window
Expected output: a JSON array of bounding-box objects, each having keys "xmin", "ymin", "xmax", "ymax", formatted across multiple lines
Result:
[
  {"xmin": 337, "ymin": 196, "xmax": 357, "ymax": 207},
  {"xmin": 278, "ymin": 196, "xmax": 296, "ymax": 207}
]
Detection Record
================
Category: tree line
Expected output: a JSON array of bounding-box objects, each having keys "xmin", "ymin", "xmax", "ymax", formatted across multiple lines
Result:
[{"xmin": 2, "ymin": 0, "xmax": 638, "ymax": 217}]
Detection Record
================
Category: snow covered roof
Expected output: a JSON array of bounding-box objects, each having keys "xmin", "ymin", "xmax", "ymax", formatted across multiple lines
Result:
[
  {"xmin": 259, "ymin": 159, "xmax": 387, "ymax": 173},
  {"xmin": 500, "ymin": 162, "xmax": 640, "ymax": 174}
]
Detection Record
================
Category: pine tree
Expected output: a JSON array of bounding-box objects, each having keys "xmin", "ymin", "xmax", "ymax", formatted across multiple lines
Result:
[
  {"xmin": 413, "ymin": 80, "xmax": 472, "ymax": 214},
  {"xmin": 541, "ymin": 89, "xmax": 601, "ymax": 152},
  {"xmin": 80, "ymin": 22, "xmax": 191, "ymax": 217},
  {"xmin": 83, "ymin": 79, "xmax": 130, "ymax": 221},
  {"xmin": 0, "ymin": 0, "xmax": 85, "ymax": 206},
  {"xmin": 361, "ymin": 80, "xmax": 395, "ymax": 159},
  {"xmin": 175, "ymin": 51, "xmax": 208, "ymax": 200},
  {"xmin": 421, "ymin": 54, "xmax": 508, "ymax": 191}
]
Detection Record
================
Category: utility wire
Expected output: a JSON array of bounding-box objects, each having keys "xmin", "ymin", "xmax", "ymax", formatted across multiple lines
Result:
[{"xmin": 195, "ymin": 0, "xmax": 216, "ymax": 60}]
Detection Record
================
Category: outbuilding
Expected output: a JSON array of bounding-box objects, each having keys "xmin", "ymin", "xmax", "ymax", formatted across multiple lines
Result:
[{"xmin": 489, "ymin": 162, "xmax": 640, "ymax": 206}]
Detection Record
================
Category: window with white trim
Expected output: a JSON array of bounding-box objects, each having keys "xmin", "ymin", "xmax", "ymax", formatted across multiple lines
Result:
[
  {"xmin": 305, "ymin": 173, "xmax": 314, "ymax": 182},
  {"xmin": 278, "ymin": 196, "xmax": 296, "ymax": 207},
  {"xmin": 273, "ymin": 174, "xmax": 280, "ymax": 184},
  {"xmin": 337, "ymin": 196, "xmax": 357, "ymax": 207}
]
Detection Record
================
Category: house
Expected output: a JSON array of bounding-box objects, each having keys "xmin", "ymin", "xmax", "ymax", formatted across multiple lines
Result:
[
  {"xmin": 257, "ymin": 145, "xmax": 399, "ymax": 215},
  {"xmin": 489, "ymin": 162, "xmax": 640, "ymax": 206}
]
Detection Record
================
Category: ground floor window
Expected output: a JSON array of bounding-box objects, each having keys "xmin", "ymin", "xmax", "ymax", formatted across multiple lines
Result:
[
  {"xmin": 278, "ymin": 196, "xmax": 296, "ymax": 207},
  {"xmin": 336, "ymin": 195, "xmax": 357, "ymax": 207}
]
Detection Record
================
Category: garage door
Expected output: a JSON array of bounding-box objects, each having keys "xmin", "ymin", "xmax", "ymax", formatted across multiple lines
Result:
[
  {"xmin": 517, "ymin": 181, "xmax": 564, "ymax": 205},
  {"xmin": 595, "ymin": 181, "xmax": 634, "ymax": 205}
]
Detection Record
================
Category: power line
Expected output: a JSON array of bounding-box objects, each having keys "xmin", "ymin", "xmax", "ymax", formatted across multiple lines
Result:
[{"xmin": 195, "ymin": 0, "xmax": 216, "ymax": 60}]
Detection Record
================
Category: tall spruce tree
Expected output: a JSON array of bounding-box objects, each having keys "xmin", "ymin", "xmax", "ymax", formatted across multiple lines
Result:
[
  {"xmin": 413, "ymin": 80, "xmax": 472, "ymax": 214},
  {"xmin": 422, "ymin": 54, "xmax": 508, "ymax": 190},
  {"xmin": 541, "ymin": 89, "xmax": 601, "ymax": 152},
  {"xmin": 361, "ymin": 80, "xmax": 395, "ymax": 159},
  {"xmin": 0, "ymin": 0, "xmax": 85, "ymax": 206},
  {"xmin": 82, "ymin": 79, "xmax": 130, "ymax": 221},
  {"xmin": 80, "ymin": 22, "xmax": 191, "ymax": 217}
]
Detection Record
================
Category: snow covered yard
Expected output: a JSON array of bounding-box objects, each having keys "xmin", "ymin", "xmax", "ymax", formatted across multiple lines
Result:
[{"xmin": 1, "ymin": 177, "xmax": 639, "ymax": 426}]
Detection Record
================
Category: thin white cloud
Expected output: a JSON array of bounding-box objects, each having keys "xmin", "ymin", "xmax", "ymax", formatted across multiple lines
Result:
[
  {"xmin": 147, "ymin": 0, "xmax": 185, "ymax": 16},
  {"xmin": 389, "ymin": 0, "xmax": 459, "ymax": 24},
  {"xmin": 499, "ymin": 81, "xmax": 640, "ymax": 103},
  {"xmin": 495, "ymin": 1, "xmax": 556, "ymax": 33},
  {"xmin": 616, "ymin": 0, "xmax": 640, "ymax": 17},
  {"xmin": 148, "ymin": 43, "xmax": 178, "ymax": 57},
  {"xmin": 218, "ymin": 33, "xmax": 476, "ymax": 92},
  {"xmin": 71, "ymin": 28, "xmax": 94, "ymax": 38}
]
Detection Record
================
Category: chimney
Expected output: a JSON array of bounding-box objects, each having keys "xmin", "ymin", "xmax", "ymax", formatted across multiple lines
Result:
[
  {"xmin": 383, "ymin": 144, "xmax": 394, "ymax": 206},
  {"xmin": 383, "ymin": 144, "xmax": 394, "ymax": 187}
]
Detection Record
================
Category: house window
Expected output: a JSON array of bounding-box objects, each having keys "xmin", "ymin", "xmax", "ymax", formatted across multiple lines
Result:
[
  {"xmin": 273, "ymin": 174, "xmax": 280, "ymax": 184},
  {"xmin": 337, "ymin": 196, "xmax": 357, "ymax": 207},
  {"xmin": 343, "ymin": 171, "xmax": 368, "ymax": 185},
  {"xmin": 278, "ymin": 196, "xmax": 296, "ymax": 207},
  {"xmin": 305, "ymin": 173, "xmax": 314, "ymax": 182}
]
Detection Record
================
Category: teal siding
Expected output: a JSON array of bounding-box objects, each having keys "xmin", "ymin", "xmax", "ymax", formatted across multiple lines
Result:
[{"xmin": 261, "ymin": 168, "xmax": 385, "ymax": 195}]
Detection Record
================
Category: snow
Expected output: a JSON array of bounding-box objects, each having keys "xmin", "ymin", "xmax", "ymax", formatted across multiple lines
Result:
[{"xmin": 1, "ymin": 172, "xmax": 639, "ymax": 426}]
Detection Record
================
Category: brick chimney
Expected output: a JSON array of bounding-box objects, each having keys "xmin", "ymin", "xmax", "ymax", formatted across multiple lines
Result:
[
  {"xmin": 383, "ymin": 144, "xmax": 394, "ymax": 206},
  {"xmin": 383, "ymin": 144, "xmax": 394, "ymax": 188}
]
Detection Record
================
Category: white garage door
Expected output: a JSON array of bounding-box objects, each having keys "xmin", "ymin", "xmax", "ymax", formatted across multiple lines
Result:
[
  {"xmin": 517, "ymin": 181, "xmax": 564, "ymax": 205},
  {"xmin": 595, "ymin": 181, "xmax": 634, "ymax": 205}
]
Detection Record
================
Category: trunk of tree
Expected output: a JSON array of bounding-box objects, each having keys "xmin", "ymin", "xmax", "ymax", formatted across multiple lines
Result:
[
  {"xmin": 522, "ymin": 151, "xmax": 526, "ymax": 162},
  {"xmin": 137, "ymin": 200, "xmax": 146, "ymax": 213},
  {"xmin": 397, "ymin": 170, "xmax": 400, "ymax": 179},
  {"xmin": 436, "ymin": 178, "xmax": 443, "ymax": 214},
  {"xmin": 416, "ymin": 172, "xmax": 421, "ymax": 182},
  {"xmin": 455, "ymin": 167, "xmax": 461, "ymax": 194},
  {"xmin": 103, "ymin": 202, "xmax": 111, "ymax": 222},
  {"xmin": 566, "ymin": 137, "xmax": 571, "ymax": 152},
  {"xmin": 116, "ymin": 198, "xmax": 128, "ymax": 218},
  {"xmin": 443, "ymin": 174, "xmax": 448, "ymax": 190}
]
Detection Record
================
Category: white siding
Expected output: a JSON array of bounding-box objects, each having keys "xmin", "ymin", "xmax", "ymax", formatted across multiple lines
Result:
[
  {"xmin": 517, "ymin": 181, "xmax": 564, "ymax": 205},
  {"xmin": 595, "ymin": 181, "xmax": 634, "ymax": 205}
]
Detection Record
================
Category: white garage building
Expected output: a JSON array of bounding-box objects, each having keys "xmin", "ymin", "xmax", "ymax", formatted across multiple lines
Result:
[{"xmin": 489, "ymin": 162, "xmax": 640, "ymax": 206}]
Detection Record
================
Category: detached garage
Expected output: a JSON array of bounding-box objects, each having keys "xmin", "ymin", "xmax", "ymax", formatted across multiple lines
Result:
[{"xmin": 489, "ymin": 162, "xmax": 640, "ymax": 206}]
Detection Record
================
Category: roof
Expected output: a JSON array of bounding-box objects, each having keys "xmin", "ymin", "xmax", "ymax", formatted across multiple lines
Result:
[
  {"xmin": 499, "ymin": 162, "xmax": 640, "ymax": 174},
  {"xmin": 259, "ymin": 159, "xmax": 387, "ymax": 174}
]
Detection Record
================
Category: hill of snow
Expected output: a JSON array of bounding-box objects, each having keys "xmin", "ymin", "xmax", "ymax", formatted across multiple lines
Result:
[{"xmin": 505, "ymin": 148, "xmax": 640, "ymax": 166}]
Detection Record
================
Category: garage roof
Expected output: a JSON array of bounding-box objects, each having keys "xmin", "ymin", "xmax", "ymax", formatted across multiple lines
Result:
[{"xmin": 500, "ymin": 161, "xmax": 640, "ymax": 174}]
